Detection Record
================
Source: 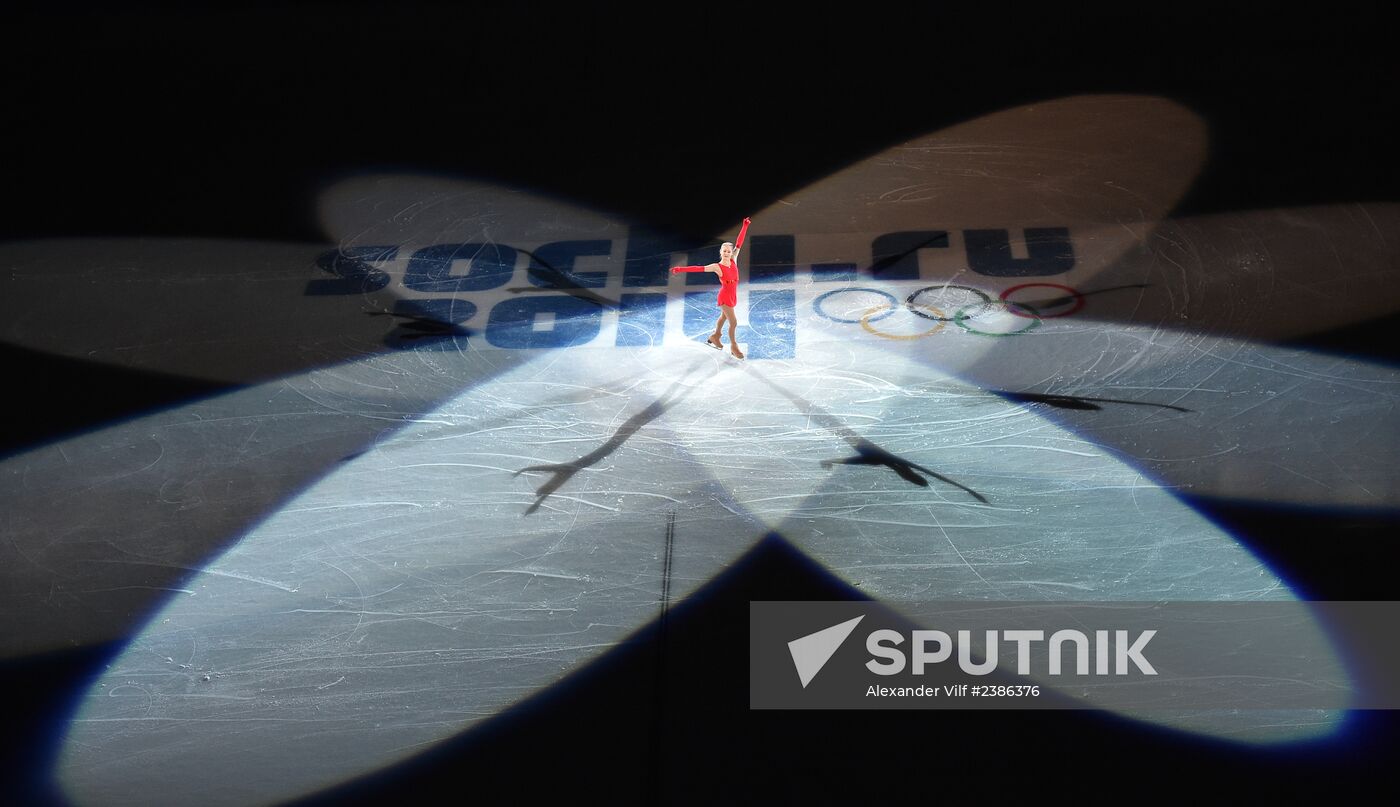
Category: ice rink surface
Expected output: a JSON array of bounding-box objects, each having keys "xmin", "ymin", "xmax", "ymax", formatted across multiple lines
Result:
[{"xmin": 2, "ymin": 6, "xmax": 1398, "ymax": 805}]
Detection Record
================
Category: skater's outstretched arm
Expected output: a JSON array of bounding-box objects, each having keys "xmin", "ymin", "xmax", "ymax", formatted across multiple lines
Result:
[{"xmin": 672, "ymin": 263, "xmax": 723, "ymax": 277}]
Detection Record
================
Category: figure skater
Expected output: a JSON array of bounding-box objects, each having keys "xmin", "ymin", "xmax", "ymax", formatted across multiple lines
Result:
[{"xmin": 672, "ymin": 218, "xmax": 750, "ymax": 359}]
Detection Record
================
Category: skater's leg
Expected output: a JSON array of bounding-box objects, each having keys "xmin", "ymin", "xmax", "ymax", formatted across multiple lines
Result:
[
  {"xmin": 725, "ymin": 308, "xmax": 743, "ymax": 358},
  {"xmin": 708, "ymin": 312, "xmax": 725, "ymax": 349}
]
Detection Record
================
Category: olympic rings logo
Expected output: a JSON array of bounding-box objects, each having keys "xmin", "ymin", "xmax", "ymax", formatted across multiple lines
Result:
[{"xmin": 812, "ymin": 283, "xmax": 1085, "ymax": 339}]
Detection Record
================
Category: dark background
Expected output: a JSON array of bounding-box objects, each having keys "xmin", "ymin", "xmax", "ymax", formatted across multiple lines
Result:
[{"xmin": 2, "ymin": 3, "xmax": 1397, "ymax": 803}]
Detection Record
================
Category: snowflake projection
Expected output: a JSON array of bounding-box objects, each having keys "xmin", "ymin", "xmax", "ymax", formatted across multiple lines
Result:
[{"xmin": 1, "ymin": 96, "xmax": 1396, "ymax": 805}]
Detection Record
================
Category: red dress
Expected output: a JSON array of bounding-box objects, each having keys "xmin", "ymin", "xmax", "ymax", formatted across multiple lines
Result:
[
  {"xmin": 671, "ymin": 261, "xmax": 740, "ymax": 308},
  {"xmin": 715, "ymin": 261, "xmax": 738, "ymax": 308}
]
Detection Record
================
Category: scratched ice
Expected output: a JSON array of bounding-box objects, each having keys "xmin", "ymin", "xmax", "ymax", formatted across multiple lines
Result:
[
  {"xmin": 52, "ymin": 327, "xmax": 1353, "ymax": 806},
  {"xmin": 0, "ymin": 94, "xmax": 1388, "ymax": 805}
]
